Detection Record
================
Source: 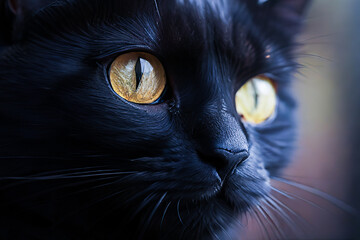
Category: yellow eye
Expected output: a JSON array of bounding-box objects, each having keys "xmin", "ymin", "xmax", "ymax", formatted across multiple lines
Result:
[
  {"xmin": 235, "ymin": 76, "xmax": 277, "ymax": 124},
  {"xmin": 109, "ymin": 52, "xmax": 166, "ymax": 104}
]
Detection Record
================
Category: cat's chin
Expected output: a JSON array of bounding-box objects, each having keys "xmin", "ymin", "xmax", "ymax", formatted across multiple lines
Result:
[{"xmin": 139, "ymin": 175, "xmax": 271, "ymax": 240}]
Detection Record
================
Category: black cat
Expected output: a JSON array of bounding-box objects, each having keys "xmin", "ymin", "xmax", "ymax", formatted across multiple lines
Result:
[{"xmin": 0, "ymin": 0, "xmax": 310, "ymax": 239}]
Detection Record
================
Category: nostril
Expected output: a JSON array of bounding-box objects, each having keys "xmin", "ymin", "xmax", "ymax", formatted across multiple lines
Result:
[
  {"xmin": 217, "ymin": 148, "xmax": 247, "ymax": 155},
  {"xmin": 197, "ymin": 148, "xmax": 249, "ymax": 182},
  {"xmin": 216, "ymin": 149, "xmax": 249, "ymax": 182},
  {"xmin": 196, "ymin": 150, "xmax": 223, "ymax": 170}
]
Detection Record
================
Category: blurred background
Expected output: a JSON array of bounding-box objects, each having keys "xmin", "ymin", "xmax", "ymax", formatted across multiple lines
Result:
[{"xmin": 241, "ymin": 0, "xmax": 360, "ymax": 239}]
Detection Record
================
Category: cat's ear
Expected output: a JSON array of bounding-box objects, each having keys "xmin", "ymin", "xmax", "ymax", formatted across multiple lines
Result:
[
  {"xmin": 0, "ymin": 0, "xmax": 55, "ymax": 43},
  {"xmin": 259, "ymin": 0, "xmax": 311, "ymax": 36}
]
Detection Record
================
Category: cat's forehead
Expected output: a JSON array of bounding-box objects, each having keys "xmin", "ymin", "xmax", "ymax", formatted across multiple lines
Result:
[
  {"xmin": 174, "ymin": 0, "xmax": 234, "ymax": 22},
  {"xmin": 29, "ymin": 0, "xmax": 266, "ymax": 65},
  {"xmin": 73, "ymin": 0, "xmax": 252, "ymax": 27},
  {"xmin": 36, "ymin": 0, "xmax": 258, "ymax": 35},
  {"xmin": 163, "ymin": 0, "xmax": 252, "ymax": 26},
  {"xmin": 158, "ymin": 0, "xmax": 259, "ymax": 58},
  {"xmin": 156, "ymin": 0, "xmax": 257, "ymax": 46}
]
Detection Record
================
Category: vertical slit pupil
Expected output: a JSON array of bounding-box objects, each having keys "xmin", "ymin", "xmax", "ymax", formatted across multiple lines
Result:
[
  {"xmin": 250, "ymin": 80, "xmax": 258, "ymax": 108},
  {"xmin": 135, "ymin": 57, "xmax": 143, "ymax": 90}
]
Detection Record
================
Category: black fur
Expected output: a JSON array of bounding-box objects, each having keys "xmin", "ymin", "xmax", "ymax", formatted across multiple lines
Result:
[{"xmin": 0, "ymin": 0, "xmax": 309, "ymax": 239}]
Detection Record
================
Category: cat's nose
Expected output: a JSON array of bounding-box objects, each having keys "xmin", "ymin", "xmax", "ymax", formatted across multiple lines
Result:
[
  {"xmin": 192, "ymin": 107, "xmax": 249, "ymax": 181},
  {"xmin": 197, "ymin": 148, "xmax": 249, "ymax": 182}
]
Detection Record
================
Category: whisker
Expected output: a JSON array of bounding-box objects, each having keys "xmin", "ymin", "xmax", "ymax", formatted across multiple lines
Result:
[
  {"xmin": 0, "ymin": 170, "xmax": 137, "ymax": 191},
  {"xmin": 270, "ymin": 186, "xmax": 295, "ymax": 200},
  {"xmin": 265, "ymin": 196, "xmax": 301, "ymax": 237},
  {"xmin": 213, "ymin": 231, "xmax": 221, "ymax": 240},
  {"xmin": 1, "ymin": 175, "xmax": 124, "ymax": 207},
  {"xmin": 242, "ymin": 208, "xmax": 250, "ymax": 227},
  {"xmin": 138, "ymin": 192, "xmax": 167, "ymax": 239},
  {"xmin": 177, "ymin": 199, "xmax": 184, "ymax": 225},
  {"xmin": 261, "ymin": 201, "xmax": 286, "ymax": 239},
  {"xmin": 256, "ymin": 204, "xmax": 277, "ymax": 239},
  {"xmin": 0, "ymin": 156, "xmax": 105, "ymax": 159},
  {"xmin": 131, "ymin": 192, "xmax": 157, "ymax": 219},
  {"xmin": 1, "ymin": 171, "xmax": 136, "ymax": 180},
  {"xmin": 160, "ymin": 201, "xmax": 171, "ymax": 228},
  {"xmin": 153, "ymin": 0, "xmax": 161, "ymax": 19},
  {"xmin": 1, "ymin": 168, "xmax": 118, "ymax": 187},
  {"xmin": 268, "ymin": 195, "xmax": 309, "ymax": 238},
  {"xmin": 297, "ymin": 33, "xmax": 334, "ymax": 44},
  {"xmin": 272, "ymin": 177, "xmax": 357, "ymax": 215},
  {"xmin": 272, "ymin": 185, "xmax": 327, "ymax": 213},
  {"xmin": 145, "ymin": 192, "xmax": 167, "ymax": 228},
  {"xmin": 257, "ymin": 203, "xmax": 283, "ymax": 239},
  {"xmin": 297, "ymin": 53, "xmax": 333, "ymax": 63},
  {"xmin": 32, "ymin": 168, "xmax": 117, "ymax": 177},
  {"xmin": 249, "ymin": 207, "xmax": 271, "ymax": 239}
]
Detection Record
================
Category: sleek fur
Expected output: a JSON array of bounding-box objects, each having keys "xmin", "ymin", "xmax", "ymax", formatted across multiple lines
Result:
[{"xmin": 0, "ymin": 0, "xmax": 309, "ymax": 239}]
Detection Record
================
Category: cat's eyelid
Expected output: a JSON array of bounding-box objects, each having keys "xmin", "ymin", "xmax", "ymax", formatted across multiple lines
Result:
[
  {"xmin": 259, "ymin": 73, "xmax": 283, "ymax": 85},
  {"xmin": 93, "ymin": 47, "xmax": 160, "ymax": 62}
]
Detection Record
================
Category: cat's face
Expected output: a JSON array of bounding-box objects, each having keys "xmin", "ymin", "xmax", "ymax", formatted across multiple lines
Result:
[{"xmin": 0, "ymin": 0, "xmax": 309, "ymax": 239}]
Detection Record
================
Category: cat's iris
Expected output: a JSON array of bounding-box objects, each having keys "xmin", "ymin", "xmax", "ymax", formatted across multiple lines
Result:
[
  {"xmin": 109, "ymin": 52, "xmax": 166, "ymax": 104},
  {"xmin": 235, "ymin": 76, "xmax": 276, "ymax": 124}
]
